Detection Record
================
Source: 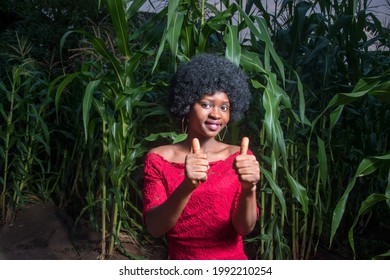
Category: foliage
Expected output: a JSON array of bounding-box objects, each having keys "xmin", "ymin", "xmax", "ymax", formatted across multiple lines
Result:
[
  {"xmin": 0, "ymin": 34, "xmax": 53, "ymax": 223},
  {"xmin": 50, "ymin": 0, "xmax": 182, "ymax": 259},
  {"xmin": 1, "ymin": 0, "xmax": 389, "ymax": 260}
]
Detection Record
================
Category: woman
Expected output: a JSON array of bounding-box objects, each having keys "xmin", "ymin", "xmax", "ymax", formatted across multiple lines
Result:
[{"xmin": 142, "ymin": 54, "xmax": 260, "ymax": 260}]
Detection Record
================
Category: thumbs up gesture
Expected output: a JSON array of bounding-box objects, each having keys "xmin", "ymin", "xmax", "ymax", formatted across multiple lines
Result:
[
  {"xmin": 235, "ymin": 137, "xmax": 260, "ymax": 191},
  {"xmin": 185, "ymin": 138, "xmax": 209, "ymax": 187}
]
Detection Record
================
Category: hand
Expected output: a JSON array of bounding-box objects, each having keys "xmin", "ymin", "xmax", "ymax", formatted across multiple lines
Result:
[
  {"xmin": 185, "ymin": 138, "xmax": 209, "ymax": 187},
  {"xmin": 234, "ymin": 137, "xmax": 260, "ymax": 191}
]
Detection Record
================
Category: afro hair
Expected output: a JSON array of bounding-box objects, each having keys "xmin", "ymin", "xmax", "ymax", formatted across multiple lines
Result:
[{"xmin": 169, "ymin": 53, "xmax": 251, "ymax": 123}]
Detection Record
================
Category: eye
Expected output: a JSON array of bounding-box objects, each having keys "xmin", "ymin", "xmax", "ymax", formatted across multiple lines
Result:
[
  {"xmin": 200, "ymin": 103, "xmax": 212, "ymax": 109},
  {"xmin": 220, "ymin": 104, "xmax": 230, "ymax": 112}
]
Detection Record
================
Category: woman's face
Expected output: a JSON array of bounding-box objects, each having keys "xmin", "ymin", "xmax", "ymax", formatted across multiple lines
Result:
[{"xmin": 187, "ymin": 91, "xmax": 230, "ymax": 139}]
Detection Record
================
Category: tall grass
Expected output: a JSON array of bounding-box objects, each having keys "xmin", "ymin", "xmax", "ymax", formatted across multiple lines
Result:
[
  {"xmin": 0, "ymin": 34, "xmax": 52, "ymax": 224},
  {"xmin": 151, "ymin": 0, "xmax": 389, "ymax": 259},
  {"xmin": 1, "ymin": 0, "xmax": 388, "ymax": 260},
  {"xmin": 51, "ymin": 0, "xmax": 181, "ymax": 259}
]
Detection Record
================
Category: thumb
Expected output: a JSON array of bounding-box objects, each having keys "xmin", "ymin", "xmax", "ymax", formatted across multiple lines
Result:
[
  {"xmin": 190, "ymin": 138, "xmax": 201, "ymax": 186},
  {"xmin": 240, "ymin": 137, "xmax": 249, "ymax": 155},
  {"xmin": 192, "ymin": 138, "xmax": 200, "ymax": 154}
]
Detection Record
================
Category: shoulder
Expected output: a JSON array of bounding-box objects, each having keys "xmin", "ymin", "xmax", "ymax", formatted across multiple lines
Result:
[
  {"xmin": 147, "ymin": 143, "xmax": 187, "ymax": 163},
  {"xmin": 148, "ymin": 145, "xmax": 172, "ymax": 156},
  {"xmin": 227, "ymin": 144, "xmax": 241, "ymax": 155},
  {"xmin": 219, "ymin": 142, "xmax": 254, "ymax": 157},
  {"xmin": 147, "ymin": 144, "xmax": 174, "ymax": 160}
]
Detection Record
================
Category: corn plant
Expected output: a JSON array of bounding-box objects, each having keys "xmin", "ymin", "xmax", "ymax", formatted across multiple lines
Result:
[
  {"xmin": 0, "ymin": 34, "xmax": 52, "ymax": 224},
  {"xmin": 51, "ymin": 0, "xmax": 181, "ymax": 259},
  {"xmin": 247, "ymin": 0, "xmax": 390, "ymax": 259},
  {"xmin": 324, "ymin": 72, "xmax": 390, "ymax": 258},
  {"xmin": 151, "ymin": 0, "xmax": 390, "ymax": 260},
  {"xmin": 151, "ymin": 0, "xmax": 293, "ymax": 259},
  {"xmin": 42, "ymin": 0, "xmax": 388, "ymax": 260}
]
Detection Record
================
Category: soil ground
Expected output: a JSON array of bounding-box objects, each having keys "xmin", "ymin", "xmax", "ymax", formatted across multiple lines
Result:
[
  {"xmin": 0, "ymin": 201, "xmax": 167, "ymax": 260},
  {"xmin": 0, "ymin": 201, "xmax": 286, "ymax": 260}
]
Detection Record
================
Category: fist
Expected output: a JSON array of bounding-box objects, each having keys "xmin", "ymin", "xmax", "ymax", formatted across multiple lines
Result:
[
  {"xmin": 185, "ymin": 138, "xmax": 209, "ymax": 186},
  {"xmin": 235, "ymin": 137, "xmax": 260, "ymax": 190}
]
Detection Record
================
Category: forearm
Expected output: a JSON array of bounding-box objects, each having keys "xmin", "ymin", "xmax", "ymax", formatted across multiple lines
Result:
[
  {"xmin": 145, "ymin": 179, "xmax": 195, "ymax": 237},
  {"xmin": 232, "ymin": 188, "xmax": 258, "ymax": 236}
]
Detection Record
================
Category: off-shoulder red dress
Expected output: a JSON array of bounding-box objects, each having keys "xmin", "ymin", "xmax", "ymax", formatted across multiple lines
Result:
[{"xmin": 143, "ymin": 151, "xmax": 256, "ymax": 260}]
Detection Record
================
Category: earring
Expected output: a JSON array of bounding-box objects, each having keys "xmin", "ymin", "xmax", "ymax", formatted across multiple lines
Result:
[
  {"xmin": 217, "ymin": 125, "xmax": 228, "ymax": 141},
  {"xmin": 181, "ymin": 116, "xmax": 188, "ymax": 134}
]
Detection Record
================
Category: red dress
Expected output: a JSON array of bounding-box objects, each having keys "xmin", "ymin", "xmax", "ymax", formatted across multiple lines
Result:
[{"xmin": 143, "ymin": 151, "xmax": 256, "ymax": 260}]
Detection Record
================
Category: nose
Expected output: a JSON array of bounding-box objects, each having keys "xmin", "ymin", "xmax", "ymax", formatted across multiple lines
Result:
[{"xmin": 209, "ymin": 107, "xmax": 221, "ymax": 119}]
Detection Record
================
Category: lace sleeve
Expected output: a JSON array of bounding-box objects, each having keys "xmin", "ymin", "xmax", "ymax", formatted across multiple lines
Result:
[{"xmin": 142, "ymin": 153, "xmax": 167, "ymax": 220}]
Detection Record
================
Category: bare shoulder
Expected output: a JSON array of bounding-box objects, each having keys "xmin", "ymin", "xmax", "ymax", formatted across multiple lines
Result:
[
  {"xmin": 148, "ymin": 144, "xmax": 174, "ymax": 157},
  {"xmin": 220, "ymin": 141, "xmax": 254, "ymax": 156},
  {"xmin": 227, "ymin": 143, "xmax": 241, "ymax": 155},
  {"xmin": 148, "ymin": 143, "xmax": 186, "ymax": 163}
]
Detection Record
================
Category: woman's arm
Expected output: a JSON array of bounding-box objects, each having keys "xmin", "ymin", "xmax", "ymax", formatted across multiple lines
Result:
[
  {"xmin": 145, "ymin": 138, "xmax": 209, "ymax": 237},
  {"xmin": 232, "ymin": 187, "xmax": 258, "ymax": 236},
  {"xmin": 145, "ymin": 177, "xmax": 195, "ymax": 237},
  {"xmin": 232, "ymin": 137, "xmax": 260, "ymax": 236}
]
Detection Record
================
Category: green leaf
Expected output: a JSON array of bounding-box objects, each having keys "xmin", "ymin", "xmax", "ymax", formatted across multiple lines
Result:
[
  {"xmin": 166, "ymin": 0, "xmax": 181, "ymax": 28},
  {"xmin": 329, "ymin": 105, "xmax": 344, "ymax": 130},
  {"xmin": 293, "ymin": 70, "xmax": 310, "ymax": 125},
  {"xmin": 240, "ymin": 50, "xmax": 266, "ymax": 74},
  {"xmin": 237, "ymin": 7, "xmax": 285, "ymax": 83},
  {"xmin": 330, "ymin": 153, "xmax": 390, "ymax": 246},
  {"xmin": 327, "ymin": 90, "xmax": 369, "ymax": 109},
  {"xmin": 303, "ymin": 37, "xmax": 330, "ymax": 64},
  {"xmin": 287, "ymin": 172, "xmax": 309, "ymax": 215},
  {"xmin": 330, "ymin": 177, "xmax": 356, "ymax": 247},
  {"xmin": 63, "ymin": 30, "xmax": 124, "ymax": 89},
  {"xmin": 326, "ymin": 78, "xmax": 381, "ymax": 111},
  {"xmin": 31, "ymin": 133, "xmax": 50, "ymax": 156},
  {"xmin": 180, "ymin": 24, "xmax": 194, "ymax": 57},
  {"xmin": 130, "ymin": 6, "xmax": 166, "ymax": 40},
  {"xmin": 87, "ymin": 36, "xmax": 124, "ymax": 89},
  {"xmin": 368, "ymin": 81, "xmax": 390, "ymax": 104},
  {"xmin": 107, "ymin": 0, "xmax": 130, "ymax": 58},
  {"xmin": 152, "ymin": 0, "xmax": 181, "ymax": 72},
  {"xmin": 114, "ymin": 93, "xmax": 129, "ymax": 111},
  {"xmin": 260, "ymin": 167, "xmax": 287, "ymax": 216},
  {"xmin": 255, "ymin": 16, "xmax": 286, "ymax": 84},
  {"xmin": 60, "ymin": 30, "xmax": 76, "ymax": 61},
  {"xmin": 166, "ymin": 11, "xmax": 185, "ymax": 67},
  {"xmin": 356, "ymin": 154, "xmax": 390, "ymax": 177},
  {"xmin": 223, "ymin": 25, "xmax": 241, "ymax": 66},
  {"xmin": 83, "ymin": 80, "xmax": 101, "ymax": 142},
  {"xmin": 53, "ymin": 73, "xmax": 80, "ymax": 118},
  {"xmin": 206, "ymin": 6, "xmax": 235, "ymax": 31},
  {"xmin": 126, "ymin": 0, "xmax": 146, "ymax": 19},
  {"xmin": 143, "ymin": 132, "xmax": 187, "ymax": 144},
  {"xmin": 348, "ymin": 194, "xmax": 388, "ymax": 256},
  {"xmin": 317, "ymin": 136, "xmax": 327, "ymax": 187},
  {"xmin": 139, "ymin": 19, "xmax": 166, "ymax": 52},
  {"xmin": 262, "ymin": 74, "xmax": 287, "ymax": 164},
  {"xmin": 373, "ymin": 250, "xmax": 390, "ymax": 260}
]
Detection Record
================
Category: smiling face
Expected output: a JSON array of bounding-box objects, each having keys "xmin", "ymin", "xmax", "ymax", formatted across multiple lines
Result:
[{"xmin": 187, "ymin": 91, "xmax": 230, "ymax": 140}]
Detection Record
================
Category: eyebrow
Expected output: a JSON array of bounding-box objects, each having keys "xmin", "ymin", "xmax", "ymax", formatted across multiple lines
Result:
[{"xmin": 200, "ymin": 97, "xmax": 230, "ymax": 103}]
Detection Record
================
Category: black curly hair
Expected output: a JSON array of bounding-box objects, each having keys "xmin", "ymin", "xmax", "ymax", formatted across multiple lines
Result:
[{"xmin": 169, "ymin": 53, "xmax": 251, "ymax": 123}]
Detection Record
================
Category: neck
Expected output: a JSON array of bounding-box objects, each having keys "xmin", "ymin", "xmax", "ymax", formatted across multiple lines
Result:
[{"xmin": 185, "ymin": 136, "xmax": 218, "ymax": 153}]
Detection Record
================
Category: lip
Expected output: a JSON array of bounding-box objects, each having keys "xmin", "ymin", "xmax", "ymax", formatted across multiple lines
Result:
[{"xmin": 205, "ymin": 121, "xmax": 222, "ymax": 131}]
